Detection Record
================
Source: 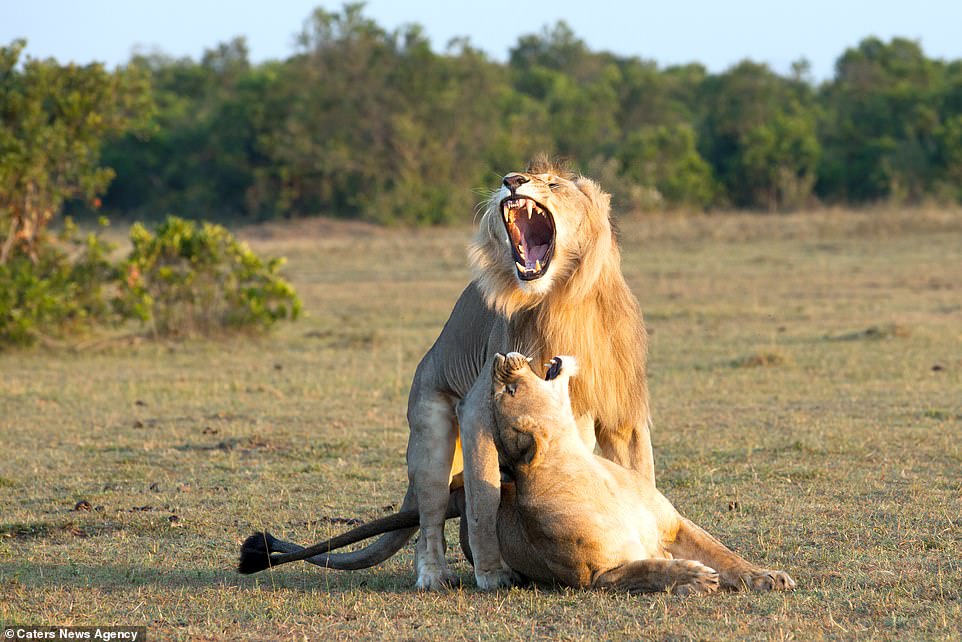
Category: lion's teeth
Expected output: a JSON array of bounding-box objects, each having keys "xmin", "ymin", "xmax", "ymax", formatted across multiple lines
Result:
[
  {"xmin": 526, "ymin": 201, "xmax": 534, "ymax": 219},
  {"xmin": 535, "ymin": 259, "xmax": 542, "ymax": 271},
  {"xmin": 515, "ymin": 261, "xmax": 525, "ymax": 272}
]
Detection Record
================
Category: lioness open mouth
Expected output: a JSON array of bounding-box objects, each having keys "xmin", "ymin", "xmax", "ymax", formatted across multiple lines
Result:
[
  {"xmin": 501, "ymin": 196, "xmax": 555, "ymax": 281},
  {"xmin": 544, "ymin": 356, "xmax": 563, "ymax": 381}
]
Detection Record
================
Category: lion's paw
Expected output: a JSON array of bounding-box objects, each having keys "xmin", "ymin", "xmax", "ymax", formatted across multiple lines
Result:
[
  {"xmin": 671, "ymin": 560, "xmax": 719, "ymax": 597},
  {"xmin": 726, "ymin": 568, "xmax": 796, "ymax": 592},
  {"xmin": 475, "ymin": 567, "xmax": 520, "ymax": 591},
  {"xmin": 415, "ymin": 567, "xmax": 459, "ymax": 591}
]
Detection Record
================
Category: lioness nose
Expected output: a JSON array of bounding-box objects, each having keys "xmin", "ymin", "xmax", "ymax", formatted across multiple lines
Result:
[{"xmin": 503, "ymin": 174, "xmax": 529, "ymax": 191}]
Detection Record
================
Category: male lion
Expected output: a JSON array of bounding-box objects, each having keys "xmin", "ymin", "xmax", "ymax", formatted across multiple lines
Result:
[
  {"xmin": 240, "ymin": 353, "xmax": 795, "ymax": 594},
  {"xmin": 258, "ymin": 160, "xmax": 778, "ymax": 591}
]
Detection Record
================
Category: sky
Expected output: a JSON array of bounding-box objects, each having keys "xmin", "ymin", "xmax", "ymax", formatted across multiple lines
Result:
[{"xmin": 3, "ymin": 0, "xmax": 962, "ymax": 81}]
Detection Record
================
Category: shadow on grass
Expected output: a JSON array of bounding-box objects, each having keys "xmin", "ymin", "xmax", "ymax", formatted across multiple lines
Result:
[{"xmin": 0, "ymin": 560, "xmax": 463, "ymax": 595}]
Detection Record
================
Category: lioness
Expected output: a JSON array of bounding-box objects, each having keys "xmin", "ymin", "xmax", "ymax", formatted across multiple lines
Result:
[{"xmin": 240, "ymin": 353, "xmax": 795, "ymax": 594}]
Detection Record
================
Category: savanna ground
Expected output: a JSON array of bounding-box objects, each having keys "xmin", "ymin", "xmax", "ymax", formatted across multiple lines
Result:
[{"xmin": 1, "ymin": 207, "xmax": 961, "ymax": 641}]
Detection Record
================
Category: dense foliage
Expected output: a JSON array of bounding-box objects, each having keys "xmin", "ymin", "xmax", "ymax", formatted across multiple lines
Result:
[
  {"xmin": 91, "ymin": 5, "xmax": 962, "ymax": 220},
  {"xmin": 0, "ymin": 43, "xmax": 299, "ymax": 348},
  {"xmin": 0, "ymin": 216, "xmax": 301, "ymax": 348},
  {"xmin": 0, "ymin": 218, "xmax": 131, "ymax": 346},
  {"xmin": 124, "ymin": 216, "xmax": 301, "ymax": 336},
  {"xmin": 6, "ymin": 4, "xmax": 962, "ymax": 224},
  {"xmin": 0, "ymin": 39, "xmax": 150, "ymax": 261}
]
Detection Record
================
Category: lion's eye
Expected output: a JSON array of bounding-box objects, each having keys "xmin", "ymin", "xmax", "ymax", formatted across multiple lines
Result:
[{"xmin": 548, "ymin": 182, "xmax": 561, "ymax": 190}]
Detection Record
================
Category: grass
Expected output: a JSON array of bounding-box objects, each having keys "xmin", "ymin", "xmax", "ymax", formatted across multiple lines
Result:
[{"xmin": 1, "ymin": 207, "xmax": 961, "ymax": 640}]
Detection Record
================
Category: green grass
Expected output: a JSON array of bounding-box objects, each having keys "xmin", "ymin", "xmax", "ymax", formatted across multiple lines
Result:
[{"xmin": 2, "ymin": 208, "xmax": 961, "ymax": 640}]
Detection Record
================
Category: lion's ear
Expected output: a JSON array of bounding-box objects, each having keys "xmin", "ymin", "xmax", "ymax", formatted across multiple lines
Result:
[{"xmin": 575, "ymin": 176, "xmax": 611, "ymax": 212}]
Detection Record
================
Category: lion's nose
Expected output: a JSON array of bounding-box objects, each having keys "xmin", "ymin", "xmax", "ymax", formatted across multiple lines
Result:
[{"xmin": 503, "ymin": 174, "xmax": 529, "ymax": 192}]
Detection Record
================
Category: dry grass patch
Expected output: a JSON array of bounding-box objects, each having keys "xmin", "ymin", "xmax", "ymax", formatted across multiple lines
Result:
[{"xmin": 2, "ymin": 208, "xmax": 961, "ymax": 640}]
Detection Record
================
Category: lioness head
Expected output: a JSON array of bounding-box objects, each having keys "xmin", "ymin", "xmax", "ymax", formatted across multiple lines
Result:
[
  {"xmin": 491, "ymin": 351, "xmax": 578, "ymax": 469},
  {"xmin": 469, "ymin": 158, "xmax": 615, "ymax": 316}
]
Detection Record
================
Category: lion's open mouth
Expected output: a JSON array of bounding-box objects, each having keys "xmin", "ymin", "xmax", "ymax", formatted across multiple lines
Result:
[
  {"xmin": 544, "ymin": 356, "xmax": 563, "ymax": 381},
  {"xmin": 500, "ymin": 196, "xmax": 555, "ymax": 281}
]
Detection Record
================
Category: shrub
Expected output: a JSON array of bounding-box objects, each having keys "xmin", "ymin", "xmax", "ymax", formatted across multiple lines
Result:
[
  {"xmin": 124, "ymin": 216, "xmax": 301, "ymax": 336},
  {"xmin": 0, "ymin": 218, "xmax": 133, "ymax": 347},
  {"xmin": 0, "ymin": 216, "xmax": 301, "ymax": 349}
]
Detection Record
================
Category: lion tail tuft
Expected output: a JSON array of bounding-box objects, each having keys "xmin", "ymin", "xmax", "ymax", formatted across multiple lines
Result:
[{"xmin": 238, "ymin": 531, "xmax": 278, "ymax": 574}]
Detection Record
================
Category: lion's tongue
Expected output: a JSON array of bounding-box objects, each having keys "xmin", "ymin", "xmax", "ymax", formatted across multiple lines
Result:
[
  {"xmin": 517, "ymin": 212, "xmax": 551, "ymax": 269},
  {"xmin": 523, "ymin": 242, "xmax": 550, "ymax": 270}
]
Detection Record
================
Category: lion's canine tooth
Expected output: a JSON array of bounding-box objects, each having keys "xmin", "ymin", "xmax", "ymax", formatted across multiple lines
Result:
[
  {"xmin": 526, "ymin": 201, "xmax": 534, "ymax": 219},
  {"xmin": 535, "ymin": 259, "xmax": 542, "ymax": 271},
  {"xmin": 515, "ymin": 261, "xmax": 525, "ymax": 272}
]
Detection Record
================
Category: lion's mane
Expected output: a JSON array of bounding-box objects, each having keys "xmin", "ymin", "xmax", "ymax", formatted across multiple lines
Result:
[{"xmin": 468, "ymin": 158, "xmax": 651, "ymax": 469}]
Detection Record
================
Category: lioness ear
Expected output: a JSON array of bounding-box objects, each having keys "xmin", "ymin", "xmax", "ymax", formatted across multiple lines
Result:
[
  {"xmin": 493, "ymin": 354, "xmax": 517, "ymax": 394},
  {"xmin": 493, "ymin": 353, "xmax": 510, "ymax": 385},
  {"xmin": 493, "ymin": 351, "xmax": 531, "ymax": 384},
  {"xmin": 575, "ymin": 176, "xmax": 611, "ymax": 212}
]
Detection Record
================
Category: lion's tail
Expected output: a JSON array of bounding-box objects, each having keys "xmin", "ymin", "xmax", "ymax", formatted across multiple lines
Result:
[
  {"xmin": 238, "ymin": 512, "xmax": 421, "ymax": 574},
  {"xmin": 238, "ymin": 486, "xmax": 461, "ymax": 574}
]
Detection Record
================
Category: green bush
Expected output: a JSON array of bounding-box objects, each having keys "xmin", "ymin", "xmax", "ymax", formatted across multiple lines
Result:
[
  {"xmin": 124, "ymin": 216, "xmax": 301, "ymax": 336},
  {"xmin": 0, "ymin": 218, "xmax": 132, "ymax": 347},
  {"xmin": 0, "ymin": 216, "xmax": 301, "ymax": 348}
]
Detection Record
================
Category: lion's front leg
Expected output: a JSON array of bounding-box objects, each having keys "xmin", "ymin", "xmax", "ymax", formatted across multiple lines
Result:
[
  {"xmin": 668, "ymin": 517, "xmax": 796, "ymax": 592},
  {"xmin": 457, "ymin": 360, "xmax": 519, "ymax": 590},
  {"xmin": 407, "ymin": 393, "xmax": 459, "ymax": 590},
  {"xmin": 596, "ymin": 415, "xmax": 656, "ymax": 487}
]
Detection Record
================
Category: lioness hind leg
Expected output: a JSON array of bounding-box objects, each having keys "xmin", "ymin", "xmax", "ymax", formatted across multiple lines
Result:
[
  {"xmin": 669, "ymin": 517, "xmax": 796, "ymax": 592},
  {"xmin": 593, "ymin": 559, "xmax": 719, "ymax": 596}
]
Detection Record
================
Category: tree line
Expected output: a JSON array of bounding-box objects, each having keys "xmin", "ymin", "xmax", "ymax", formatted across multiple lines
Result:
[{"xmin": 12, "ymin": 3, "xmax": 962, "ymax": 226}]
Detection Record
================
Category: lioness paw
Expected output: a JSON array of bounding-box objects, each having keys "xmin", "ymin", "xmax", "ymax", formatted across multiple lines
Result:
[
  {"xmin": 475, "ymin": 567, "xmax": 520, "ymax": 591},
  {"xmin": 671, "ymin": 560, "xmax": 719, "ymax": 597},
  {"xmin": 727, "ymin": 569, "xmax": 796, "ymax": 592}
]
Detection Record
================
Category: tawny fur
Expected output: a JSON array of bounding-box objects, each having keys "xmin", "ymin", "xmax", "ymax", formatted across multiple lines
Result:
[
  {"xmin": 252, "ymin": 161, "xmax": 655, "ymax": 590},
  {"xmin": 240, "ymin": 353, "xmax": 796, "ymax": 595},
  {"xmin": 468, "ymin": 160, "xmax": 652, "ymax": 471}
]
